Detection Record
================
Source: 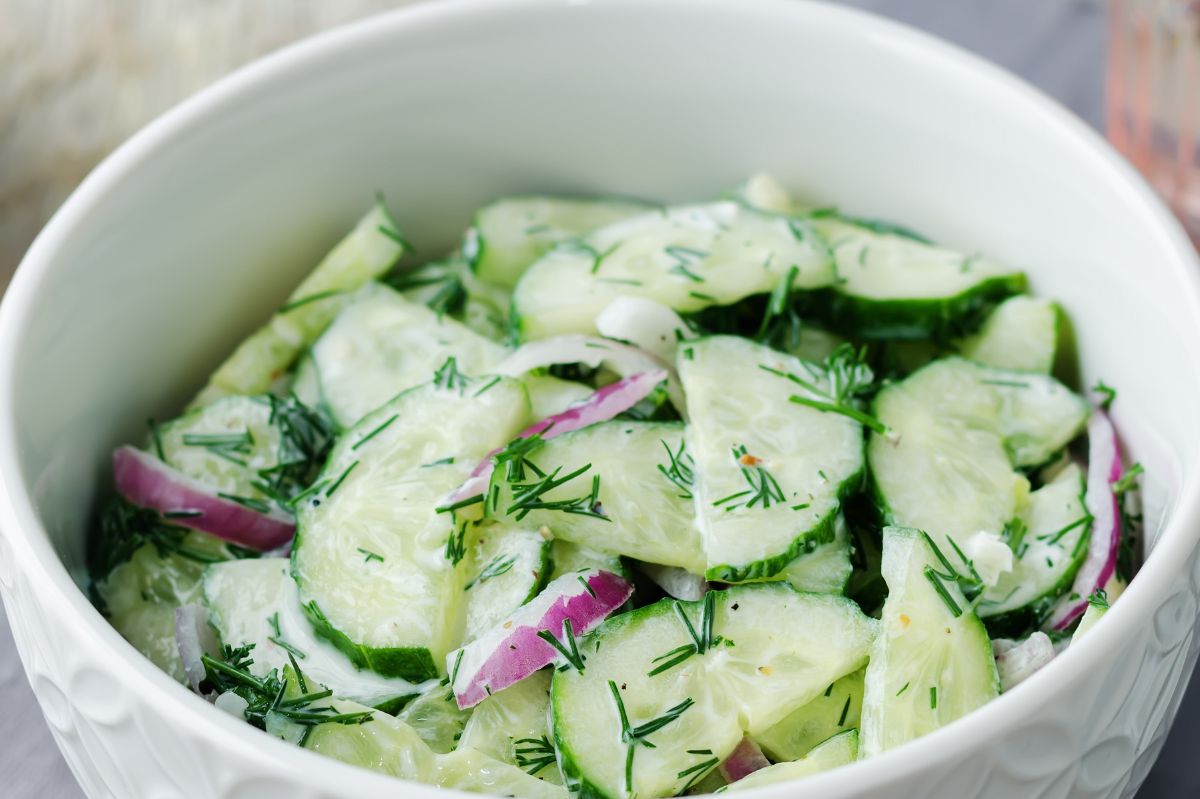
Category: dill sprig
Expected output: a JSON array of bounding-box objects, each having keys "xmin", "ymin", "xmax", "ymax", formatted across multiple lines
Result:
[
  {"xmin": 920, "ymin": 531, "xmax": 982, "ymax": 617},
  {"xmin": 676, "ymin": 750, "xmax": 720, "ymax": 793},
  {"xmin": 182, "ymin": 429, "xmax": 254, "ymax": 466},
  {"xmin": 537, "ymin": 618, "xmax": 586, "ymax": 672},
  {"xmin": 712, "ymin": 444, "xmax": 785, "ymax": 511},
  {"xmin": 1092, "ymin": 380, "xmax": 1117, "ymax": 410},
  {"xmin": 201, "ymin": 644, "xmax": 372, "ymax": 729},
  {"xmin": 493, "ymin": 434, "xmax": 548, "ymax": 483},
  {"xmin": 513, "ymin": 736, "xmax": 557, "ymax": 776},
  {"xmin": 1111, "ymin": 462, "xmax": 1143, "ymax": 495},
  {"xmin": 90, "ymin": 496, "xmax": 229, "ymax": 578},
  {"xmin": 433, "ymin": 356, "xmax": 469, "ymax": 393},
  {"xmin": 756, "ymin": 264, "xmax": 803, "ymax": 351},
  {"xmin": 760, "ymin": 344, "xmax": 888, "ymax": 436},
  {"xmin": 607, "ymin": 680, "xmax": 696, "ymax": 794},
  {"xmin": 506, "ymin": 463, "xmax": 608, "ymax": 522},
  {"xmin": 648, "ymin": 593, "xmax": 722, "ymax": 677},
  {"xmin": 387, "ymin": 264, "xmax": 467, "ymax": 319},
  {"xmin": 1087, "ymin": 588, "xmax": 1110, "ymax": 609},
  {"xmin": 656, "ymin": 438, "xmax": 696, "ymax": 499},
  {"xmin": 255, "ymin": 394, "xmax": 335, "ymax": 512},
  {"xmin": 1003, "ymin": 518, "xmax": 1029, "ymax": 559},
  {"xmin": 665, "ymin": 245, "xmax": 708, "ymax": 283},
  {"xmin": 444, "ymin": 521, "xmax": 469, "ymax": 565},
  {"xmin": 465, "ymin": 554, "xmax": 517, "ymax": 591}
]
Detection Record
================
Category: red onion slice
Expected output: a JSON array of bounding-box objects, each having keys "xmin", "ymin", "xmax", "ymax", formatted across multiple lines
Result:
[
  {"xmin": 445, "ymin": 370, "xmax": 667, "ymax": 508},
  {"xmin": 1044, "ymin": 409, "xmax": 1123, "ymax": 631},
  {"xmin": 719, "ymin": 737, "xmax": 771, "ymax": 783},
  {"xmin": 113, "ymin": 445, "xmax": 295, "ymax": 551},
  {"xmin": 175, "ymin": 603, "xmax": 220, "ymax": 696},
  {"xmin": 448, "ymin": 569, "xmax": 634, "ymax": 708}
]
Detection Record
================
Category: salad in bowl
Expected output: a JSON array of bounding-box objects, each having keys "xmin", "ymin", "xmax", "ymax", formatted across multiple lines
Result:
[{"xmin": 89, "ymin": 174, "xmax": 1139, "ymax": 798}]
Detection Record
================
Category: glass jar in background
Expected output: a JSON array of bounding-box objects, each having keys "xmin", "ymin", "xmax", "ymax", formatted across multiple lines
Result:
[{"xmin": 1109, "ymin": 0, "xmax": 1200, "ymax": 244}]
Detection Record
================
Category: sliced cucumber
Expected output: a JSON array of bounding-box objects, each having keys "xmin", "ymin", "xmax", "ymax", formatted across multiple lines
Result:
[
  {"xmin": 983, "ymin": 367, "xmax": 1089, "ymax": 467},
  {"xmin": 860, "ymin": 527, "xmax": 1000, "ymax": 757},
  {"xmin": 551, "ymin": 585, "xmax": 875, "ymax": 799},
  {"xmin": 158, "ymin": 394, "xmax": 330, "ymax": 510},
  {"xmin": 203, "ymin": 558, "xmax": 421, "ymax": 712},
  {"xmin": 806, "ymin": 219, "xmax": 1025, "ymax": 341},
  {"xmin": 293, "ymin": 283, "xmax": 507, "ymax": 429},
  {"xmin": 97, "ymin": 543, "xmax": 211, "ymax": 682},
  {"xmin": 721, "ymin": 729, "xmax": 858, "ymax": 792},
  {"xmin": 292, "ymin": 377, "xmax": 529, "ymax": 680},
  {"xmin": 512, "ymin": 202, "xmax": 834, "ymax": 341},
  {"xmin": 467, "ymin": 196, "xmax": 652, "ymax": 289},
  {"xmin": 753, "ymin": 668, "xmax": 864, "ymax": 762},
  {"xmin": 304, "ymin": 699, "xmax": 438, "ymax": 780},
  {"xmin": 192, "ymin": 201, "xmax": 407, "ymax": 408},
  {"xmin": 397, "ymin": 683, "xmax": 473, "ymax": 754},
  {"xmin": 458, "ymin": 670, "xmax": 560, "ymax": 782},
  {"xmin": 978, "ymin": 464, "xmax": 1090, "ymax": 631},
  {"xmin": 488, "ymin": 421, "xmax": 704, "ymax": 573},
  {"xmin": 868, "ymin": 358, "xmax": 1029, "ymax": 553},
  {"xmin": 462, "ymin": 523, "xmax": 553, "ymax": 642},
  {"xmin": 522, "ymin": 374, "xmax": 594, "ymax": 420},
  {"xmin": 549, "ymin": 540, "xmax": 626, "ymax": 580},
  {"xmin": 679, "ymin": 337, "xmax": 864, "ymax": 581},
  {"xmin": 438, "ymin": 747, "xmax": 568, "ymax": 798},
  {"xmin": 958, "ymin": 296, "xmax": 1058, "ymax": 373},
  {"xmin": 780, "ymin": 512, "xmax": 853, "ymax": 594}
]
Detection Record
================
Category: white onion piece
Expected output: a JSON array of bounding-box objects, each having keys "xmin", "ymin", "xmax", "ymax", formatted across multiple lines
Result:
[
  {"xmin": 446, "ymin": 370, "xmax": 667, "ymax": 507},
  {"xmin": 1045, "ymin": 410, "xmax": 1123, "ymax": 631},
  {"xmin": 112, "ymin": 446, "xmax": 294, "ymax": 551},
  {"xmin": 595, "ymin": 297, "xmax": 694, "ymax": 363},
  {"xmin": 993, "ymin": 632, "xmax": 1055, "ymax": 691},
  {"xmin": 719, "ymin": 737, "xmax": 771, "ymax": 783},
  {"xmin": 637, "ymin": 562, "xmax": 708, "ymax": 601},
  {"xmin": 175, "ymin": 604, "xmax": 219, "ymax": 696},
  {"xmin": 493, "ymin": 334, "xmax": 686, "ymax": 417}
]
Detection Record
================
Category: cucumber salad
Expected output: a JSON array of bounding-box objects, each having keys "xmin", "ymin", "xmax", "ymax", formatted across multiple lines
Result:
[{"xmin": 90, "ymin": 174, "xmax": 1142, "ymax": 797}]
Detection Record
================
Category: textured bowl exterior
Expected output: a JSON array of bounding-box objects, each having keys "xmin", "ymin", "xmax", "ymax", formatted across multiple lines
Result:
[{"xmin": 2, "ymin": 1, "xmax": 1200, "ymax": 798}]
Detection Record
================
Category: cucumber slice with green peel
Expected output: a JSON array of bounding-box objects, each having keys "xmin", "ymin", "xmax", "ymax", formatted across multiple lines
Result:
[
  {"xmin": 292, "ymin": 377, "xmax": 530, "ymax": 680},
  {"xmin": 679, "ymin": 337, "xmax": 864, "ymax": 582},
  {"xmin": 868, "ymin": 358, "xmax": 1030, "ymax": 554},
  {"xmin": 780, "ymin": 512, "xmax": 853, "ymax": 594},
  {"xmin": 462, "ymin": 523, "xmax": 553, "ymax": 642},
  {"xmin": 806, "ymin": 219, "xmax": 1025, "ymax": 341},
  {"xmin": 551, "ymin": 585, "xmax": 876, "ymax": 799},
  {"xmin": 984, "ymin": 367, "xmax": 1089, "ymax": 467},
  {"xmin": 721, "ymin": 730, "xmax": 858, "ymax": 792},
  {"xmin": 549, "ymin": 540, "xmax": 626, "ymax": 580},
  {"xmin": 397, "ymin": 684, "xmax": 473, "ymax": 754},
  {"xmin": 753, "ymin": 668, "xmax": 864, "ymax": 762},
  {"xmin": 860, "ymin": 527, "xmax": 1000, "ymax": 758},
  {"xmin": 293, "ymin": 283, "xmax": 508, "ymax": 429},
  {"xmin": 978, "ymin": 464, "xmax": 1090, "ymax": 631},
  {"xmin": 191, "ymin": 201, "xmax": 408, "ymax": 408},
  {"xmin": 202, "ymin": 558, "xmax": 422, "ymax": 712},
  {"xmin": 157, "ymin": 394, "xmax": 332, "ymax": 510},
  {"xmin": 523, "ymin": 374, "xmax": 595, "ymax": 420},
  {"xmin": 512, "ymin": 202, "xmax": 834, "ymax": 341},
  {"xmin": 488, "ymin": 421, "xmax": 704, "ymax": 573},
  {"xmin": 467, "ymin": 196, "xmax": 653, "ymax": 289},
  {"xmin": 458, "ymin": 670, "xmax": 561, "ymax": 782},
  {"xmin": 958, "ymin": 296, "xmax": 1058, "ymax": 373}
]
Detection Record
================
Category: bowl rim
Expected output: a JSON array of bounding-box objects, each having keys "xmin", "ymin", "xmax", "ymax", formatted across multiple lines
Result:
[{"xmin": 2, "ymin": 0, "xmax": 1199, "ymax": 795}]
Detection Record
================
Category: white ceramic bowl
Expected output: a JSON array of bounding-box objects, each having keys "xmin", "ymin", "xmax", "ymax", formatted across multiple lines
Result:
[{"xmin": 3, "ymin": 1, "xmax": 1200, "ymax": 797}]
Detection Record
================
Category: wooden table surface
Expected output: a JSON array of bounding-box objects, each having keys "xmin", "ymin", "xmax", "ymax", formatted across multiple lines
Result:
[{"xmin": 1, "ymin": 1, "xmax": 1194, "ymax": 796}]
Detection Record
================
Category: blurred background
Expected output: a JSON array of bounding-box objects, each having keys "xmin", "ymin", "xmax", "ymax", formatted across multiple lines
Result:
[{"xmin": 0, "ymin": 0, "xmax": 1194, "ymax": 796}]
